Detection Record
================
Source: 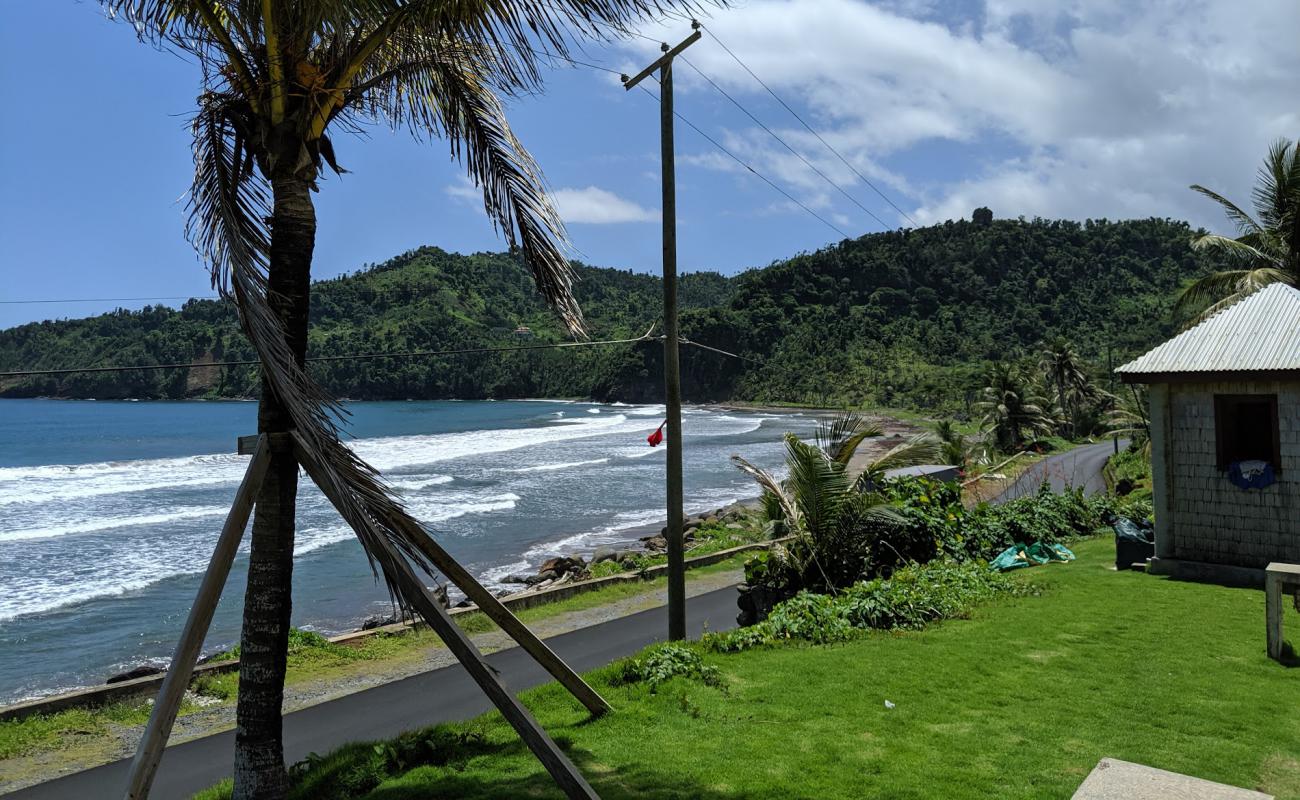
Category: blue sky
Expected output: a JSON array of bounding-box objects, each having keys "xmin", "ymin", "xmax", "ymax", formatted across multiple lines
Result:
[{"xmin": 2, "ymin": 1, "xmax": 1297, "ymax": 329}]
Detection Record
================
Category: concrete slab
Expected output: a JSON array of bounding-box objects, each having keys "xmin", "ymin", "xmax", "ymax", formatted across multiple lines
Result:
[{"xmin": 1073, "ymin": 758, "xmax": 1273, "ymax": 799}]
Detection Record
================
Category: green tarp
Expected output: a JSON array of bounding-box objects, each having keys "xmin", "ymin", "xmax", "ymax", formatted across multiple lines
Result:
[{"xmin": 990, "ymin": 542, "xmax": 1075, "ymax": 572}]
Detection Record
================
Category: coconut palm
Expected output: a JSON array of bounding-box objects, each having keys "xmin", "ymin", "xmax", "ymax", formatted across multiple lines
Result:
[
  {"xmin": 100, "ymin": 3, "xmax": 702, "ymax": 796},
  {"xmin": 1178, "ymin": 138, "xmax": 1300, "ymax": 320},
  {"xmin": 976, "ymin": 362, "xmax": 1053, "ymax": 453},
  {"xmin": 731, "ymin": 413, "xmax": 939, "ymax": 590},
  {"xmin": 1037, "ymin": 338, "xmax": 1095, "ymax": 438}
]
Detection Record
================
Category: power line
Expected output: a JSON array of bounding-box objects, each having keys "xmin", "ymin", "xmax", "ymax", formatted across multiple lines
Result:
[
  {"xmin": 676, "ymin": 53, "xmax": 890, "ymax": 231},
  {"xmin": 0, "ymin": 331, "xmax": 657, "ymax": 379},
  {"xmin": 634, "ymin": 82, "xmax": 849, "ymax": 239},
  {"xmin": 0, "ymin": 327, "xmax": 757, "ymax": 379},
  {"xmin": 691, "ymin": 19, "xmax": 919, "ymax": 227},
  {"xmin": 525, "ymin": 31, "xmax": 848, "ymax": 239},
  {"xmin": 592, "ymin": 20, "xmax": 886, "ymax": 230}
]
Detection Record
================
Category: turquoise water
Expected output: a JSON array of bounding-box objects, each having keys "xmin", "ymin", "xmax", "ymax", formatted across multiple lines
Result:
[{"xmin": 0, "ymin": 398, "xmax": 812, "ymax": 703}]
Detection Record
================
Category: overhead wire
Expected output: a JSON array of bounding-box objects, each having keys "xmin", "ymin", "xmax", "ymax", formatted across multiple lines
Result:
[
  {"xmin": 1, "ymin": 322, "xmax": 756, "ymax": 379},
  {"xmin": 685, "ymin": 17, "xmax": 919, "ymax": 227},
  {"xmin": 602, "ymin": 20, "xmax": 887, "ymax": 230},
  {"xmin": 0, "ymin": 330, "xmax": 658, "ymax": 379},
  {"xmin": 521, "ymin": 36, "xmax": 850, "ymax": 239},
  {"xmin": 675, "ymin": 53, "xmax": 890, "ymax": 231}
]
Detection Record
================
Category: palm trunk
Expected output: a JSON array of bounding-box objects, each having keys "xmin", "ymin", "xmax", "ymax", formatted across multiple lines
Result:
[{"xmin": 232, "ymin": 176, "xmax": 315, "ymax": 800}]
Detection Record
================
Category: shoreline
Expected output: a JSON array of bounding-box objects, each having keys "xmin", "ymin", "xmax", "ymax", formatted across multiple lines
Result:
[{"xmin": 0, "ymin": 401, "xmax": 922, "ymax": 705}]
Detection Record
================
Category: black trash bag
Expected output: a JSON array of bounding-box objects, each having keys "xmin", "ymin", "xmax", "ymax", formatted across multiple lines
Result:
[{"xmin": 1111, "ymin": 517, "xmax": 1154, "ymax": 543}]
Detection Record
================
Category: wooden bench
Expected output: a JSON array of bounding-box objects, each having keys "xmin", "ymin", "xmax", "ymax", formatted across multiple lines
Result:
[{"xmin": 1266, "ymin": 562, "xmax": 1300, "ymax": 661}]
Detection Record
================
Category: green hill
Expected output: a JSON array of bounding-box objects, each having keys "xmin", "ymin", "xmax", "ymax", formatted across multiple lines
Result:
[{"xmin": 0, "ymin": 216, "xmax": 1211, "ymax": 412}]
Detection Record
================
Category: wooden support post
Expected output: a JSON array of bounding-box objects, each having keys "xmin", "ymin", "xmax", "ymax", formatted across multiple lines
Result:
[
  {"xmin": 123, "ymin": 436, "xmax": 271, "ymax": 800},
  {"xmin": 291, "ymin": 437, "xmax": 600, "ymax": 800},
  {"xmin": 401, "ymin": 527, "xmax": 611, "ymax": 716},
  {"xmin": 624, "ymin": 26, "xmax": 700, "ymax": 642}
]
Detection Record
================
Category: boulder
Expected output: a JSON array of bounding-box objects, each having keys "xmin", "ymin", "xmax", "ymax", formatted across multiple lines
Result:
[
  {"xmin": 107, "ymin": 665, "xmax": 164, "ymax": 684},
  {"xmin": 592, "ymin": 546, "xmax": 618, "ymax": 564},
  {"xmin": 644, "ymin": 535, "xmax": 668, "ymax": 552},
  {"xmin": 361, "ymin": 613, "xmax": 399, "ymax": 630},
  {"xmin": 527, "ymin": 569, "xmax": 560, "ymax": 585},
  {"xmin": 725, "ymin": 522, "xmax": 745, "ymax": 530},
  {"xmin": 501, "ymin": 573, "xmax": 533, "ymax": 585}
]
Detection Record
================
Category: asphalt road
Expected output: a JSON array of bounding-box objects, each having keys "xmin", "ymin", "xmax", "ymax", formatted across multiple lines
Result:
[
  {"xmin": 9, "ymin": 586, "xmax": 743, "ymax": 800},
  {"xmin": 994, "ymin": 440, "xmax": 1126, "ymax": 502}
]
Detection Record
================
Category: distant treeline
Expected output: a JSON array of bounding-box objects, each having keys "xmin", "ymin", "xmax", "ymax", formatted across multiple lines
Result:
[{"xmin": 0, "ymin": 216, "xmax": 1211, "ymax": 414}]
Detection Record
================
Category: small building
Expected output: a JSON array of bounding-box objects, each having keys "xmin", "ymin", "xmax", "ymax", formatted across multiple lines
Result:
[
  {"xmin": 1116, "ymin": 282, "xmax": 1300, "ymax": 584},
  {"xmin": 513, "ymin": 325, "xmax": 534, "ymax": 339}
]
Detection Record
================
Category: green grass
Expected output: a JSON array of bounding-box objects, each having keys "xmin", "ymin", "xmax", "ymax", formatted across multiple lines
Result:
[
  {"xmin": 230, "ymin": 537, "xmax": 1299, "ymax": 800},
  {"xmin": 0, "ymin": 696, "xmax": 175, "ymax": 761}
]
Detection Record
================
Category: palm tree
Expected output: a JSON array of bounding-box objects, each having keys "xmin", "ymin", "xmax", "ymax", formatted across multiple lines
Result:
[
  {"xmin": 1179, "ymin": 138, "xmax": 1300, "ymax": 319},
  {"xmin": 976, "ymin": 362, "xmax": 1053, "ymax": 453},
  {"xmin": 732, "ymin": 413, "xmax": 939, "ymax": 590},
  {"xmin": 1037, "ymin": 338, "xmax": 1095, "ymax": 438},
  {"xmin": 101, "ymin": 3, "xmax": 700, "ymax": 797},
  {"xmin": 933, "ymin": 419, "xmax": 973, "ymax": 469}
]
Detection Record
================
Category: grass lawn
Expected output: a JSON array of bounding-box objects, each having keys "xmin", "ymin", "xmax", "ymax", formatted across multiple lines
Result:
[{"xmin": 250, "ymin": 537, "xmax": 1298, "ymax": 800}]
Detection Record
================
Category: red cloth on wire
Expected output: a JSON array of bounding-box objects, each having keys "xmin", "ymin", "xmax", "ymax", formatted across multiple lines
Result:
[{"xmin": 647, "ymin": 421, "xmax": 667, "ymax": 447}]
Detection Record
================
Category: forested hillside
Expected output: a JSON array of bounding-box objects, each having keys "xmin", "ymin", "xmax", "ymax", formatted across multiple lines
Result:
[{"xmin": 0, "ymin": 216, "xmax": 1211, "ymax": 412}]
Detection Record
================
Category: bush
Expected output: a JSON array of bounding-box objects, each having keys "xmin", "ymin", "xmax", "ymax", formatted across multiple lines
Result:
[
  {"xmin": 611, "ymin": 643, "xmax": 724, "ymax": 692},
  {"xmin": 708, "ymin": 560, "xmax": 1018, "ymax": 653}
]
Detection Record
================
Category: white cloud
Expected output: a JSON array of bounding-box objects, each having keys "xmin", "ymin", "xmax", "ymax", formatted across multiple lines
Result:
[
  {"xmin": 445, "ymin": 178, "xmax": 658, "ymax": 224},
  {"xmin": 620, "ymin": 0, "xmax": 1300, "ymax": 232},
  {"xmin": 549, "ymin": 186, "xmax": 659, "ymax": 224}
]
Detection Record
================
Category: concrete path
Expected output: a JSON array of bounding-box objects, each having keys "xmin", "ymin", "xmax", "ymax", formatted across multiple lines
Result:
[
  {"xmin": 7, "ymin": 586, "xmax": 743, "ymax": 800},
  {"xmin": 1073, "ymin": 758, "xmax": 1272, "ymax": 799},
  {"xmin": 994, "ymin": 440, "xmax": 1125, "ymax": 502}
]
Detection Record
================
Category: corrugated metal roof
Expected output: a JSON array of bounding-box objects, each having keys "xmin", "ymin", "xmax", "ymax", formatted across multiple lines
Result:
[{"xmin": 1117, "ymin": 282, "xmax": 1300, "ymax": 376}]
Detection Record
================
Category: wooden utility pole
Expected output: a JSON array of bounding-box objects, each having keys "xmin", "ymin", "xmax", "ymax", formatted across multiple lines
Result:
[{"xmin": 624, "ymin": 26, "xmax": 700, "ymax": 641}]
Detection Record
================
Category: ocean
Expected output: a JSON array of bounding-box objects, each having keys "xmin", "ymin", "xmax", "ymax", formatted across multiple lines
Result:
[{"xmin": 0, "ymin": 398, "xmax": 814, "ymax": 704}]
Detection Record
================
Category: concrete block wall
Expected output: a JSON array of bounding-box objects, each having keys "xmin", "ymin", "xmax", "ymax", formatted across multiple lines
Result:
[{"xmin": 1165, "ymin": 379, "xmax": 1300, "ymax": 568}]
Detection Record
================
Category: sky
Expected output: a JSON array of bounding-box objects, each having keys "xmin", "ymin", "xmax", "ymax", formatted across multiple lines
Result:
[{"xmin": 1, "ymin": 0, "xmax": 1297, "ymax": 329}]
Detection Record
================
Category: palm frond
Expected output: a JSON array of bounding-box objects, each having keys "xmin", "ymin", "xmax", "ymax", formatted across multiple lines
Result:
[
  {"xmin": 356, "ymin": 42, "xmax": 583, "ymax": 334},
  {"xmin": 784, "ymin": 434, "xmax": 849, "ymax": 538},
  {"xmin": 731, "ymin": 453, "xmax": 799, "ymax": 529},
  {"xmin": 1175, "ymin": 267, "xmax": 1291, "ymax": 325},
  {"xmin": 1190, "ymin": 183, "xmax": 1266, "ymax": 238},
  {"xmin": 1188, "ymin": 232, "xmax": 1279, "ymax": 265},
  {"xmin": 814, "ymin": 411, "xmax": 883, "ymax": 466},
  {"xmin": 854, "ymin": 433, "xmax": 942, "ymax": 490}
]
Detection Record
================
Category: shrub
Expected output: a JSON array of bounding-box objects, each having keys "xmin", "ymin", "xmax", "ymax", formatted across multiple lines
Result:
[
  {"xmin": 708, "ymin": 560, "xmax": 1018, "ymax": 653},
  {"xmin": 611, "ymin": 643, "xmax": 724, "ymax": 692}
]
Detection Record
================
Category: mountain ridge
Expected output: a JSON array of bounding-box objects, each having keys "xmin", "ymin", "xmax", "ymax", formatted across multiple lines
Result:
[{"xmin": 0, "ymin": 215, "xmax": 1211, "ymax": 412}]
